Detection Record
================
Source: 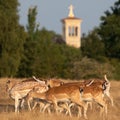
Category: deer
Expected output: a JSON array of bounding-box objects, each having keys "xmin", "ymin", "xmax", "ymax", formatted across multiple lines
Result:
[
  {"xmin": 87, "ymin": 74, "xmax": 113, "ymax": 107},
  {"xmin": 27, "ymin": 84, "xmax": 89, "ymax": 119},
  {"xmin": 26, "ymin": 84, "xmax": 49, "ymax": 111},
  {"xmin": 6, "ymin": 77, "xmax": 48, "ymax": 113},
  {"xmin": 27, "ymin": 75, "xmax": 112, "ymax": 118},
  {"xmin": 79, "ymin": 83, "xmax": 108, "ymax": 117},
  {"xmin": 27, "ymin": 79, "xmax": 95, "ymax": 116},
  {"xmin": 27, "ymin": 78, "xmax": 65, "ymax": 111},
  {"xmin": 56, "ymin": 75, "xmax": 112, "ymax": 117},
  {"xmin": 59, "ymin": 79, "xmax": 108, "ymax": 117}
]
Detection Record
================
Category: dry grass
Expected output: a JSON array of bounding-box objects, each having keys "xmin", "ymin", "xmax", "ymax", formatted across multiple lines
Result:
[{"xmin": 0, "ymin": 78, "xmax": 120, "ymax": 120}]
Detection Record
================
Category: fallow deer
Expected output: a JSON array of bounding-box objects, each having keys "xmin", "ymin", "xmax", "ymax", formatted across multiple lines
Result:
[
  {"xmin": 6, "ymin": 78, "xmax": 47, "ymax": 113},
  {"xmin": 79, "ymin": 84, "xmax": 108, "ymax": 116},
  {"xmin": 87, "ymin": 75, "xmax": 113, "ymax": 106},
  {"xmin": 27, "ymin": 84, "xmax": 88, "ymax": 119}
]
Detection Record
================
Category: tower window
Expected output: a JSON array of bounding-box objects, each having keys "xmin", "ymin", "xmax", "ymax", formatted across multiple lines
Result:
[
  {"xmin": 68, "ymin": 26, "xmax": 71, "ymax": 36},
  {"xmin": 68, "ymin": 26, "xmax": 78, "ymax": 36},
  {"xmin": 75, "ymin": 27, "xmax": 78, "ymax": 36},
  {"xmin": 72, "ymin": 26, "xmax": 74, "ymax": 36},
  {"xmin": 68, "ymin": 26, "xmax": 75, "ymax": 36}
]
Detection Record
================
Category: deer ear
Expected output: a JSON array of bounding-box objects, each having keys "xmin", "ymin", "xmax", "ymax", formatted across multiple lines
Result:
[{"xmin": 7, "ymin": 80, "xmax": 11, "ymax": 84}]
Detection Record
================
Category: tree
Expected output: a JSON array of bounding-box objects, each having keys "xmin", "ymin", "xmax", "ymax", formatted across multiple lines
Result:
[
  {"xmin": 31, "ymin": 28, "xmax": 63, "ymax": 78},
  {"xmin": 0, "ymin": 0, "xmax": 25, "ymax": 77},
  {"xmin": 81, "ymin": 29, "xmax": 106, "ymax": 62},
  {"xmin": 17, "ymin": 6, "xmax": 39, "ymax": 77},
  {"xmin": 98, "ymin": 0, "xmax": 120, "ymax": 58},
  {"xmin": 26, "ymin": 6, "xmax": 38, "ymax": 40},
  {"xmin": 59, "ymin": 45, "xmax": 82, "ymax": 79}
]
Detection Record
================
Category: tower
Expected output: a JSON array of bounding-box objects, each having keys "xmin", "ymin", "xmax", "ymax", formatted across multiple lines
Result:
[{"xmin": 61, "ymin": 5, "xmax": 82, "ymax": 48}]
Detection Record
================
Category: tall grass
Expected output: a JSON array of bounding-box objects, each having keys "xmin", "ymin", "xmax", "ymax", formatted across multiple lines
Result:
[{"xmin": 0, "ymin": 111, "xmax": 79, "ymax": 120}]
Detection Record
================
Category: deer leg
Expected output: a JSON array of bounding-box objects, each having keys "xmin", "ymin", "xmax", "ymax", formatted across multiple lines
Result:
[
  {"xmin": 20, "ymin": 99, "xmax": 25, "ymax": 109},
  {"xmin": 32, "ymin": 101, "xmax": 38, "ymax": 110},
  {"xmin": 15, "ymin": 98, "xmax": 20, "ymax": 113}
]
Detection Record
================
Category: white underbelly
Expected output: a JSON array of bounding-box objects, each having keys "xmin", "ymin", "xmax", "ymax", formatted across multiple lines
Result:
[{"xmin": 10, "ymin": 89, "xmax": 31, "ymax": 99}]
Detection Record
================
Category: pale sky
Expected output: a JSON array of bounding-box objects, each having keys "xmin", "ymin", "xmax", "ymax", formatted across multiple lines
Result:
[{"xmin": 18, "ymin": 0, "xmax": 116, "ymax": 34}]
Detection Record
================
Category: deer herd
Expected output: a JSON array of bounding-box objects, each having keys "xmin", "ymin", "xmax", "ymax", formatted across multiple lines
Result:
[{"xmin": 6, "ymin": 75, "xmax": 113, "ymax": 119}]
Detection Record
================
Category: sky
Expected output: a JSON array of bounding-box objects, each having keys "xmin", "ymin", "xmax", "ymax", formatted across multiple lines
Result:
[{"xmin": 18, "ymin": 0, "xmax": 116, "ymax": 34}]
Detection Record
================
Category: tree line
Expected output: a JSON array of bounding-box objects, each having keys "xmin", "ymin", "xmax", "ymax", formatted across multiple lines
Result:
[{"xmin": 0, "ymin": 0, "xmax": 120, "ymax": 80}]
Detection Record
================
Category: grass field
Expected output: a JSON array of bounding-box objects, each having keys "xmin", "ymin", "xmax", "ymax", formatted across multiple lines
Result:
[{"xmin": 0, "ymin": 78, "xmax": 119, "ymax": 120}]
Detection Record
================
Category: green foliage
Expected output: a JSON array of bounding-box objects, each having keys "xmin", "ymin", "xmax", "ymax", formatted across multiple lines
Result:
[
  {"xmin": 31, "ymin": 28, "xmax": 62, "ymax": 77},
  {"xmin": 0, "ymin": 0, "xmax": 25, "ymax": 77},
  {"xmin": 26, "ymin": 6, "xmax": 38, "ymax": 37},
  {"xmin": 110, "ymin": 59, "xmax": 120, "ymax": 80},
  {"xmin": 71, "ymin": 57, "xmax": 114, "ymax": 79},
  {"xmin": 59, "ymin": 45, "xmax": 82, "ymax": 79},
  {"xmin": 31, "ymin": 39, "xmax": 65, "ymax": 78},
  {"xmin": 81, "ymin": 29, "xmax": 106, "ymax": 62},
  {"xmin": 17, "ymin": 6, "xmax": 38, "ymax": 77},
  {"xmin": 98, "ymin": 0, "xmax": 120, "ymax": 58}
]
